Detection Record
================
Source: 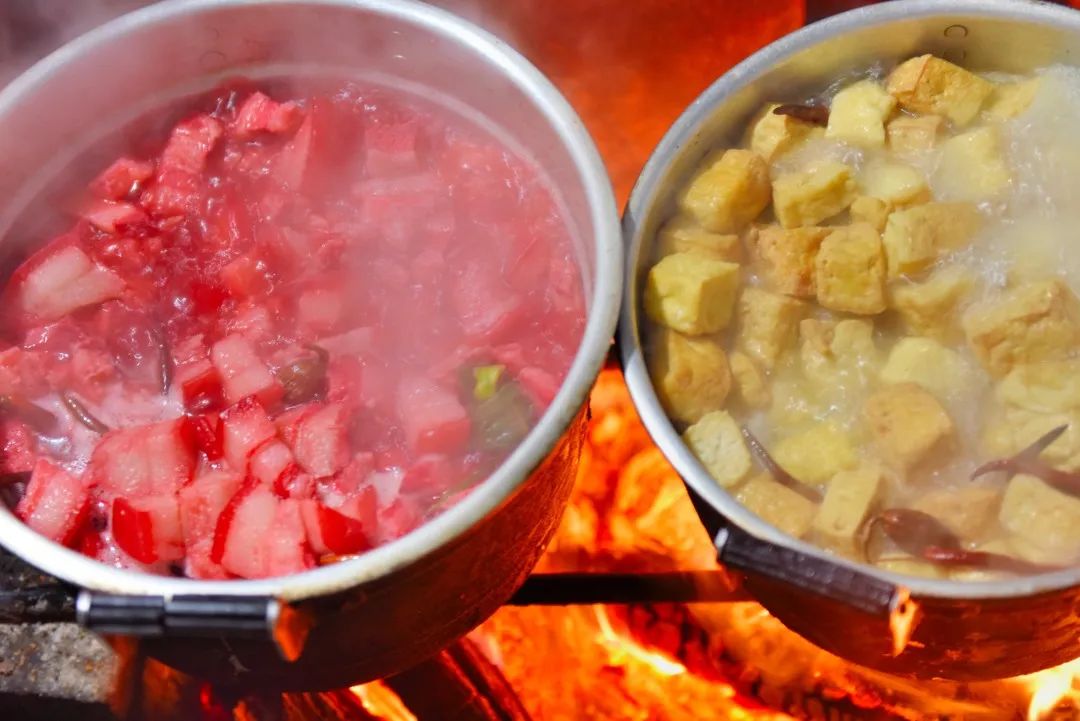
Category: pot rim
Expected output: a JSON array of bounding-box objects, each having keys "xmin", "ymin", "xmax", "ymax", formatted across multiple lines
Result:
[
  {"xmin": 620, "ymin": 0, "xmax": 1080, "ymax": 601},
  {"xmin": 0, "ymin": 0, "xmax": 622, "ymax": 600}
]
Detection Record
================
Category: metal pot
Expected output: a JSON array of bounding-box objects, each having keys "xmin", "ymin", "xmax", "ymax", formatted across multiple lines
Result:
[
  {"xmin": 621, "ymin": 0, "xmax": 1080, "ymax": 682},
  {"xmin": 0, "ymin": 0, "xmax": 621, "ymax": 690}
]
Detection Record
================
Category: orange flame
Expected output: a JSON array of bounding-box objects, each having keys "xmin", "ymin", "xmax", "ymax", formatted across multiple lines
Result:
[
  {"xmin": 350, "ymin": 681, "xmax": 418, "ymax": 721},
  {"xmin": 1017, "ymin": 659, "xmax": 1080, "ymax": 720}
]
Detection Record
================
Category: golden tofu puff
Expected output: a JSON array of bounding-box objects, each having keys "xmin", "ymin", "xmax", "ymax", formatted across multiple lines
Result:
[
  {"xmin": 655, "ymin": 217, "xmax": 742, "ymax": 262},
  {"xmin": 771, "ymin": 160, "xmax": 857, "ymax": 228},
  {"xmin": 980, "ymin": 404, "xmax": 1080, "ymax": 472},
  {"xmin": 728, "ymin": 351, "xmax": 771, "ymax": 410},
  {"xmin": 985, "ymin": 77, "xmax": 1041, "ymax": 122},
  {"xmin": 644, "ymin": 251, "xmax": 740, "ymax": 335},
  {"xmin": 682, "ymin": 410, "xmax": 752, "ymax": 489},
  {"xmin": 962, "ymin": 278, "xmax": 1080, "ymax": 378},
  {"xmin": 849, "ymin": 196, "xmax": 892, "ymax": 233},
  {"xmin": 886, "ymin": 114, "xmax": 945, "ymax": 154},
  {"xmin": 932, "ymin": 126, "xmax": 1012, "ymax": 203},
  {"xmin": 888, "ymin": 265, "xmax": 976, "ymax": 340},
  {"xmin": 879, "ymin": 336, "xmax": 973, "ymax": 403},
  {"xmin": 999, "ymin": 473, "xmax": 1080, "ymax": 565},
  {"xmin": 814, "ymin": 223, "xmax": 888, "ymax": 315},
  {"xmin": 746, "ymin": 225, "xmax": 829, "ymax": 298},
  {"xmin": 864, "ymin": 382, "xmax": 955, "ymax": 471},
  {"xmin": 886, "ymin": 54, "xmax": 995, "ymax": 126},
  {"xmin": 857, "ymin": 160, "xmax": 931, "ymax": 207},
  {"xmin": 734, "ymin": 287, "xmax": 807, "ymax": 370},
  {"xmin": 748, "ymin": 103, "xmax": 818, "ymax": 162},
  {"xmin": 812, "ymin": 462, "xmax": 885, "ymax": 555},
  {"xmin": 825, "ymin": 79, "xmax": 897, "ymax": 148},
  {"xmin": 875, "ymin": 556, "xmax": 948, "ymax": 580},
  {"xmin": 995, "ymin": 359, "xmax": 1080, "ymax": 414},
  {"xmin": 799, "ymin": 317, "xmax": 879, "ymax": 390},
  {"xmin": 772, "ymin": 423, "xmax": 859, "ymax": 487},
  {"xmin": 882, "ymin": 202, "xmax": 982, "ymax": 278},
  {"xmin": 736, "ymin": 473, "xmax": 818, "ymax": 539},
  {"xmin": 910, "ymin": 486, "xmax": 1002, "ymax": 542},
  {"xmin": 677, "ymin": 149, "xmax": 771, "ymax": 233},
  {"xmin": 649, "ymin": 328, "xmax": 731, "ymax": 425}
]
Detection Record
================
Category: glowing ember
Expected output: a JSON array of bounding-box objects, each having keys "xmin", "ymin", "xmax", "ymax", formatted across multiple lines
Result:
[
  {"xmin": 350, "ymin": 682, "xmax": 417, "ymax": 721},
  {"xmin": 1019, "ymin": 660, "xmax": 1080, "ymax": 721}
]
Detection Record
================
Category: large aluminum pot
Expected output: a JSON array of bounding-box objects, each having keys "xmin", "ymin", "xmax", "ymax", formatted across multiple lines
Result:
[
  {"xmin": 621, "ymin": 0, "xmax": 1080, "ymax": 682},
  {"xmin": 0, "ymin": 0, "xmax": 621, "ymax": 690}
]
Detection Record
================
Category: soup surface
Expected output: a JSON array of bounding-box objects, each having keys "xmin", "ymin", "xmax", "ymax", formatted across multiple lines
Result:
[
  {"xmin": 0, "ymin": 82, "xmax": 585, "ymax": 579},
  {"xmin": 644, "ymin": 55, "xmax": 1080, "ymax": 580}
]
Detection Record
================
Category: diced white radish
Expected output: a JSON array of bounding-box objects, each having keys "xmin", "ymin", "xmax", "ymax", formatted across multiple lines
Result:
[
  {"xmin": 16, "ymin": 458, "xmax": 88, "ymax": 545},
  {"xmin": 264, "ymin": 499, "xmax": 311, "ymax": 576},
  {"xmin": 396, "ymin": 376, "xmax": 470, "ymax": 455},
  {"xmin": 220, "ymin": 396, "xmax": 276, "ymax": 473},
  {"xmin": 178, "ymin": 469, "xmax": 243, "ymax": 546},
  {"xmin": 80, "ymin": 199, "xmax": 146, "ymax": 233},
  {"xmin": 249, "ymin": 439, "xmax": 298, "ymax": 490},
  {"xmin": 296, "ymin": 287, "xmax": 342, "ymax": 332},
  {"xmin": 19, "ymin": 246, "xmax": 124, "ymax": 322},
  {"xmin": 217, "ymin": 484, "xmax": 278, "ymax": 578},
  {"xmin": 88, "ymin": 419, "xmax": 196, "ymax": 497},
  {"xmin": 211, "ymin": 333, "xmax": 283, "ymax": 407},
  {"xmin": 291, "ymin": 403, "xmax": 350, "ymax": 477}
]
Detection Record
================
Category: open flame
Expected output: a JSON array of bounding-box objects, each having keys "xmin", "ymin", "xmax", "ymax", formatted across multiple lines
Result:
[
  {"xmin": 1020, "ymin": 659, "xmax": 1080, "ymax": 720},
  {"xmin": 350, "ymin": 682, "xmax": 417, "ymax": 721}
]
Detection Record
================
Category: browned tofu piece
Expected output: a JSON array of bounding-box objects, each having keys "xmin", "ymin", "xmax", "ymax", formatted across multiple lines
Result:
[
  {"xmin": 882, "ymin": 202, "xmax": 982, "ymax": 278},
  {"xmin": 736, "ymin": 472, "xmax": 818, "ymax": 539},
  {"xmin": 682, "ymin": 410, "xmax": 752, "ymax": 489},
  {"xmin": 814, "ymin": 223, "xmax": 887, "ymax": 315},
  {"xmin": 885, "ymin": 54, "xmax": 994, "ymax": 126},
  {"xmin": 963, "ymin": 279, "xmax": 1080, "ymax": 377},
  {"xmin": 748, "ymin": 225, "xmax": 829, "ymax": 298},
  {"xmin": 999, "ymin": 473, "xmax": 1080, "ymax": 565},
  {"xmin": 849, "ymin": 196, "xmax": 891, "ymax": 233},
  {"xmin": 749, "ymin": 103, "xmax": 815, "ymax": 161},
  {"xmin": 886, "ymin": 114, "xmax": 945, "ymax": 153},
  {"xmin": 986, "ymin": 78, "xmax": 1041, "ymax": 121},
  {"xmin": 656, "ymin": 217, "xmax": 742, "ymax": 261},
  {"xmin": 933, "ymin": 126, "xmax": 1011, "ymax": 202},
  {"xmin": 889, "ymin": 265, "xmax": 975, "ymax": 339},
  {"xmin": 825, "ymin": 79, "xmax": 897, "ymax": 148},
  {"xmin": 813, "ymin": 463, "xmax": 885, "ymax": 554},
  {"xmin": 773, "ymin": 423, "xmax": 858, "ymax": 486},
  {"xmin": 864, "ymin": 382, "xmax": 954, "ymax": 470},
  {"xmin": 644, "ymin": 252, "xmax": 741, "ymax": 335},
  {"xmin": 772, "ymin": 161, "xmax": 857, "ymax": 228},
  {"xmin": 677, "ymin": 149, "xmax": 771, "ymax": 233},
  {"xmin": 650, "ymin": 329, "xmax": 731, "ymax": 425},
  {"xmin": 911, "ymin": 486, "xmax": 1001, "ymax": 541},
  {"xmin": 734, "ymin": 287, "xmax": 807, "ymax": 370},
  {"xmin": 858, "ymin": 161, "xmax": 931, "ymax": 206},
  {"xmin": 728, "ymin": 350, "xmax": 770, "ymax": 410}
]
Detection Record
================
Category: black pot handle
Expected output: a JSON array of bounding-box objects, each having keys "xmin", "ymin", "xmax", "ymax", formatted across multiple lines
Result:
[{"xmin": 715, "ymin": 525, "xmax": 907, "ymax": 618}]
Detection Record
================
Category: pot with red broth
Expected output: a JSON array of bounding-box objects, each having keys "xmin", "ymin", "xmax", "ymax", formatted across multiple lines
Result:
[{"xmin": 0, "ymin": 80, "xmax": 586, "ymax": 581}]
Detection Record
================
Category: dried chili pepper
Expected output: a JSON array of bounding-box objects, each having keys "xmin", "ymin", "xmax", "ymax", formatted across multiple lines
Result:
[
  {"xmin": 59, "ymin": 390, "xmax": 110, "ymax": 434},
  {"xmin": 971, "ymin": 424, "xmax": 1080, "ymax": 498},
  {"xmin": 772, "ymin": 103, "xmax": 829, "ymax": 125},
  {"xmin": 157, "ymin": 331, "xmax": 174, "ymax": 396},
  {"xmin": 740, "ymin": 427, "xmax": 823, "ymax": 502},
  {"xmin": 0, "ymin": 395, "xmax": 59, "ymax": 436},
  {"xmin": 921, "ymin": 546, "xmax": 1064, "ymax": 576}
]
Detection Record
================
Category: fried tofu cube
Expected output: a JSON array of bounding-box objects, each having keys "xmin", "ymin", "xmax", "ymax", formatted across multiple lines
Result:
[
  {"xmin": 825, "ymin": 79, "xmax": 898, "ymax": 147},
  {"xmin": 876, "ymin": 556, "xmax": 948, "ymax": 579},
  {"xmin": 999, "ymin": 473, "xmax": 1080, "ymax": 565},
  {"xmin": 882, "ymin": 202, "xmax": 982, "ymax": 278},
  {"xmin": 880, "ymin": 336, "xmax": 970, "ymax": 402},
  {"xmin": 981, "ymin": 405, "xmax": 1080, "ymax": 473},
  {"xmin": 858, "ymin": 161, "xmax": 931, "ymax": 206},
  {"xmin": 865, "ymin": 382, "xmax": 954, "ymax": 469},
  {"xmin": 850, "ymin": 196, "xmax": 891, "ymax": 233},
  {"xmin": 656, "ymin": 217, "xmax": 742, "ymax": 261},
  {"xmin": 772, "ymin": 161, "xmax": 857, "ymax": 228},
  {"xmin": 736, "ymin": 473, "xmax": 818, "ymax": 539},
  {"xmin": 911, "ymin": 486, "xmax": 1001, "ymax": 541},
  {"xmin": 800, "ymin": 318, "xmax": 879, "ymax": 384},
  {"xmin": 814, "ymin": 223, "xmax": 887, "ymax": 315},
  {"xmin": 748, "ymin": 225, "xmax": 829, "ymax": 297},
  {"xmin": 996, "ymin": 359, "xmax": 1080, "ymax": 414},
  {"xmin": 734, "ymin": 287, "xmax": 806, "ymax": 370},
  {"xmin": 886, "ymin": 114, "xmax": 945, "ymax": 153},
  {"xmin": 886, "ymin": 54, "xmax": 994, "ymax": 126},
  {"xmin": 682, "ymin": 410, "xmax": 752, "ymax": 488},
  {"xmin": 728, "ymin": 351, "xmax": 770, "ymax": 410},
  {"xmin": 644, "ymin": 252, "xmax": 741, "ymax": 335},
  {"xmin": 933, "ymin": 126, "xmax": 1011, "ymax": 202},
  {"xmin": 677, "ymin": 149, "xmax": 771, "ymax": 233},
  {"xmin": 750, "ymin": 103, "xmax": 815, "ymax": 161},
  {"xmin": 772, "ymin": 423, "xmax": 858, "ymax": 486},
  {"xmin": 650, "ymin": 329, "xmax": 732, "ymax": 424},
  {"xmin": 986, "ymin": 77, "xmax": 1041, "ymax": 121},
  {"xmin": 963, "ymin": 279, "xmax": 1080, "ymax": 377},
  {"xmin": 889, "ymin": 265, "xmax": 975, "ymax": 339},
  {"xmin": 813, "ymin": 463, "xmax": 884, "ymax": 553}
]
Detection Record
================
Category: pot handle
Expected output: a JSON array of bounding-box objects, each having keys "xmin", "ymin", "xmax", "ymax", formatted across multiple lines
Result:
[{"xmin": 715, "ymin": 525, "xmax": 905, "ymax": 618}]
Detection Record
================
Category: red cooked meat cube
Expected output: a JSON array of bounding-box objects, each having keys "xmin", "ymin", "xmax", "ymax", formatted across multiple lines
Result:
[
  {"xmin": 179, "ymin": 469, "xmax": 243, "ymax": 547},
  {"xmin": 401, "ymin": 454, "xmax": 456, "ymax": 495},
  {"xmin": 327, "ymin": 452, "xmax": 374, "ymax": 497},
  {"xmin": 17, "ymin": 245, "xmax": 124, "ymax": 324},
  {"xmin": 232, "ymin": 91, "xmax": 301, "ymax": 138},
  {"xmin": 364, "ymin": 117, "xmax": 422, "ymax": 176},
  {"xmin": 88, "ymin": 419, "xmax": 196, "ymax": 497},
  {"xmin": 89, "ymin": 157, "xmax": 154, "ymax": 200},
  {"xmin": 290, "ymin": 403, "xmax": 350, "ymax": 478},
  {"xmin": 264, "ymin": 499, "xmax": 312, "ymax": 577},
  {"xmin": 249, "ymin": 439, "xmax": 299, "ymax": 491},
  {"xmin": 221, "ymin": 396, "xmax": 277, "ymax": 473},
  {"xmin": 185, "ymin": 540, "xmax": 231, "ymax": 580},
  {"xmin": 272, "ymin": 113, "xmax": 313, "ymax": 189},
  {"xmin": 317, "ymin": 327, "xmax": 373, "ymax": 357},
  {"xmin": 214, "ymin": 483, "xmax": 277, "ymax": 578},
  {"xmin": 223, "ymin": 302, "xmax": 276, "ymax": 344},
  {"xmin": 80, "ymin": 199, "xmax": 147, "ymax": 234},
  {"xmin": 220, "ymin": 255, "xmax": 273, "ymax": 299},
  {"xmin": 16, "ymin": 459, "xmax": 89, "ymax": 546},
  {"xmin": 274, "ymin": 402, "xmax": 318, "ymax": 448},
  {"xmin": 182, "ymin": 413, "xmax": 223, "ymax": 460},
  {"xmin": 176, "ymin": 359, "xmax": 225, "ymax": 413},
  {"xmin": 211, "ymin": 334, "xmax": 284, "ymax": 407},
  {"xmin": 397, "ymin": 376, "xmax": 470, "ymax": 456},
  {"xmin": 111, "ymin": 494, "xmax": 184, "ymax": 564},
  {"xmin": 376, "ymin": 497, "xmax": 423, "ymax": 543},
  {"xmin": 0, "ymin": 420, "xmax": 36, "ymax": 474},
  {"xmin": 300, "ymin": 496, "xmax": 373, "ymax": 556},
  {"xmin": 160, "ymin": 115, "xmax": 224, "ymax": 175},
  {"xmin": 451, "ymin": 260, "xmax": 522, "ymax": 342},
  {"xmin": 296, "ymin": 288, "xmax": 343, "ymax": 333}
]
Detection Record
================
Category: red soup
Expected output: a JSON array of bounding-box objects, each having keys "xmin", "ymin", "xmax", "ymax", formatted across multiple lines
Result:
[{"xmin": 0, "ymin": 83, "xmax": 586, "ymax": 579}]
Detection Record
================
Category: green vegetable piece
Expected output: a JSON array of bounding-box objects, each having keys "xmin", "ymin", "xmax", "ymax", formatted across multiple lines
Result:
[{"xmin": 472, "ymin": 365, "xmax": 505, "ymax": 401}]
